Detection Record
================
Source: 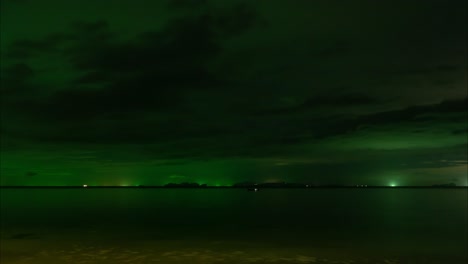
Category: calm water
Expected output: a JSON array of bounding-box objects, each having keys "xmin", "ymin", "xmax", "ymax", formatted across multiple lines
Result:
[{"xmin": 1, "ymin": 189, "xmax": 467, "ymax": 264}]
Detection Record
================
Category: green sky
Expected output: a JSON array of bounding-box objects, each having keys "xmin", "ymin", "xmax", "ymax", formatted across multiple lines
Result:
[{"xmin": 0, "ymin": 0, "xmax": 467, "ymax": 186}]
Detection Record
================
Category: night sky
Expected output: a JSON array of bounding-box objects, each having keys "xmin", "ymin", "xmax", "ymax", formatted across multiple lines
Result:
[{"xmin": 0, "ymin": 0, "xmax": 467, "ymax": 186}]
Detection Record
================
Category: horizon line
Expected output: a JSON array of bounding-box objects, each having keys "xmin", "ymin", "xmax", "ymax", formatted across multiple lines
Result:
[{"xmin": 0, "ymin": 185, "xmax": 466, "ymax": 189}]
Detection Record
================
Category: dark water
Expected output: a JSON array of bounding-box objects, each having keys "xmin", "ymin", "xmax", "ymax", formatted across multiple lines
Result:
[{"xmin": 1, "ymin": 189, "xmax": 467, "ymax": 263}]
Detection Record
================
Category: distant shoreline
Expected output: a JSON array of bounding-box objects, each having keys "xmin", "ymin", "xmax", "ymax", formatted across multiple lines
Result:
[{"xmin": 0, "ymin": 186, "xmax": 466, "ymax": 189}]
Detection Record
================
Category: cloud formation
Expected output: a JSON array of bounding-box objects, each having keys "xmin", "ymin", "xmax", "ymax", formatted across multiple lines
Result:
[{"xmin": 0, "ymin": 0, "xmax": 466, "ymax": 185}]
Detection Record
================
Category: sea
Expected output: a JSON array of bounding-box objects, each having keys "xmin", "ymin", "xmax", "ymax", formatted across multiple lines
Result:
[{"xmin": 1, "ymin": 188, "xmax": 467, "ymax": 264}]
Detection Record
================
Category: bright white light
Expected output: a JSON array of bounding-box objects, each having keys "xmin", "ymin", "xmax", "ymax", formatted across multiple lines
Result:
[{"xmin": 83, "ymin": 184, "xmax": 88, "ymax": 188}]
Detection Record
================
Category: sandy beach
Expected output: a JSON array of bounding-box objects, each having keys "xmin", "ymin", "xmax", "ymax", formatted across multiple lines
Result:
[{"xmin": 1, "ymin": 233, "xmax": 466, "ymax": 264}]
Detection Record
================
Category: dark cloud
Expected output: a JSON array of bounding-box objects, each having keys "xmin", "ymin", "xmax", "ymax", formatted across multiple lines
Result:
[
  {"xmin": 25, "ymin": 171, "xmax": 37, "ymax": 177},
  {"xmin": 2, "ymin": 6, "xmax": 259, "ymax": 124},
  {"xmin": 167, "ymin": 0, "xmax": 208, "ymax": 9},
  {"xmin": 303, "ymin": 94, "xmax": 379, "ymax": 107},
  {"xmin": 0, "ymin": 0, "xmax": 29, "ymax": 4},
  {"xmin": 251, "ymin": 93, "xmax": 382, "ymax": 117},
  {"xmin": 0, "ymin": 0, "xmax": 466, "ymax": 185},
  {"xmin": 2, "ymin": 63, "xmax": 34, "ymax": 80},
  {"xmin": 253, "ymin": 97, "xmax": 467, "ymax": 143},
  {"xmin": 5, "ymin": 33, "xmax": 72, "ymax": 60},
  {"xmin": 3, "ymin": 95, "xmax": 466, "ymax": 164},
  {"xmin": 380, "ymin": 65, "xmax": 463, "ymax": 80},
  {"xmin": 312, "ymin": 98, "xmax": 468, "ymax": 138},
  {"xmin": 452, "ymin": 128, "xmax": 468, "ymax": 135},
  {"xmin": 357, "ymin": 98, "xmax": 467, "ymax": 124},
  {"xmin": 0, "ymin": 63, "xmax": 35, "ymax": 96}
]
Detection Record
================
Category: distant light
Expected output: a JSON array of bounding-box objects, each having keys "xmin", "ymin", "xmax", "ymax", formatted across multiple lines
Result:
[
  {"xmin": 390, "ymin": 183, "xmax": 396, "ymax": 187},
  {"xmin": 83, "ymin": 184, "xmax": 88, "ymax": 188},
  {"xmin": 306, "ymin": 185, "xmax": 309, "ymax": 187}
]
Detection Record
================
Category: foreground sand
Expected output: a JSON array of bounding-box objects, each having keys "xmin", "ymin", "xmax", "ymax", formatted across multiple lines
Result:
[
  {"xmin": 1, "ymin": 227, "xmax": 467, "ymax": 264},
  {"xmin": 2, "ymin": 236, "xmax": 466, "ymax": 264}
]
